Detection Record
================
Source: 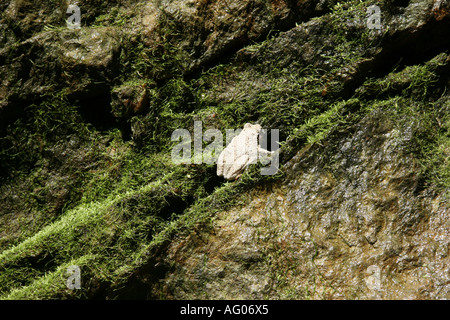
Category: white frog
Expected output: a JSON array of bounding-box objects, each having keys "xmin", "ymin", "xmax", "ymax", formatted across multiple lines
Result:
[{"xmin": 217, "ymin": 123, "xmax": 273, "ymax": 180}]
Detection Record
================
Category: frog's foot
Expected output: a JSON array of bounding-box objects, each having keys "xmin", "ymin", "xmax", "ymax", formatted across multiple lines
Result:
[{"xmin": 257, "ymin": 147, "xmax": 273, "ymax": 156}]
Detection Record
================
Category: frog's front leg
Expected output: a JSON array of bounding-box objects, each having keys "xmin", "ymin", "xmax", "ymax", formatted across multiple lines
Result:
[
  {"xmin": 257, "ymin": 146, "xmax": 273, "ymax": 156},
  {"xmin": 216, "ymin": 148, "xmax": 225, "ymax": 177},
  {"xmin": 256, "ymin": 146, "xmax": 273, "ymax": 166}
]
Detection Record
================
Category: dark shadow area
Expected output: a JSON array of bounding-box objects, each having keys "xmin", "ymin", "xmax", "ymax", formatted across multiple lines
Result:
[
  {"xmin": 106, "ymin": 244, "xmax": 173, "ymax": 299},
  {"xmin": 77, "ymin": 94, "xmax": 117, "ymax": 132},
  {"xmin": 183, "ymin": 0, "xmax": 334, "ymax": 81},
  {"xmin": 393, "ymin": 0, "xmax": 410, "ymax": 8},
  {"xmin": 204, "ymin": 165, "xmax": 226, "ymax": 194},
  {"xmin": 23, "ymin": 252, "xmax": 59, "ymax": 272},
  {"xmin": 159, "ymin": 194, "xmax": 194, "ymax": 219}
]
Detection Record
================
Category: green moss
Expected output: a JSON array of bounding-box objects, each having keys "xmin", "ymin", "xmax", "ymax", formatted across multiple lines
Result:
[
  {"xmin": 355, "ymin": 53, "xmax": 450, "ymax": 192},
  {"xmin": 0, "ymin": 0, "xmax": 448, "ymax": 299},
  {"xmin": 397, "ymin": 97, "xmax": 449, "ymax": 192}
]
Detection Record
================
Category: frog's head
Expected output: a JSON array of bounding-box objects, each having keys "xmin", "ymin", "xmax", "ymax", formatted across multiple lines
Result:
[{"xmin": 243, "ymin": 123, "xmax": 262, "ymax": 133}]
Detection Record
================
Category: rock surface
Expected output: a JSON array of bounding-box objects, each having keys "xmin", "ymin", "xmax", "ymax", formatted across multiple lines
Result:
[
  {"xmin": 0, "ymin": 0, "xmax": 448, "ymax": 300},
  {"xmin": 148, "ymin": 110, "xmax": 449, "ymax": 299}
]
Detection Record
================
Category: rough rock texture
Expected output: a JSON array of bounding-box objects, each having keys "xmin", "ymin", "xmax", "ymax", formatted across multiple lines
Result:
[
  {"xmin": 112, "ymin": 0, "xmax": 449, "ymax": 300},
  {"xmin": 0, "ymin": 0, "xmax": 448, "ymax": 300},
  {"xmin": 0, "ymin": 0, "xmax": 333, "ymax": 130},
  {"xmin": 150, "ymin": 110, "xmax": 449, "ymax": 299},
  {"xmin": 139, "ymin": 0, "xmax": 334, "ymax": 70},
  {"xmin": 0, "ymin": 27, "xmax": 121, "ymax": 131}
]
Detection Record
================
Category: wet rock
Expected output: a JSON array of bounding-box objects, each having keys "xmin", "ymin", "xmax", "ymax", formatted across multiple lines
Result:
[
  {"xmin": 0, "ymin": 0, "xmax": 334, "ymax": 130},
  {"xmin": 0, "ymin": 0, "xmax": 448, "ymax": 300},
  {"xmin": 107, "ymin": 0, "xmax": 450, "ymax": 300},
  {"xmin": 142, "ymin": 0, "xmax": 335, "ymax": 72},
  {"xmin": 0, "ymin": 26, "xmax": 120, "ymax": 130},
  {"xmin": 111, "ymin": 82, "xmax": 157, "ymax": 119},
  {"xmin": 147, "ymin": 109, "xmax": 449, "ymax": 300}
]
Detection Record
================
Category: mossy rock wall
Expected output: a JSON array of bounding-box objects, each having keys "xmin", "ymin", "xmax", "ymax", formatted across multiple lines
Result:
[{"xmin": 0, "ymin": 0, "xmax": 449, "ymax": 299}]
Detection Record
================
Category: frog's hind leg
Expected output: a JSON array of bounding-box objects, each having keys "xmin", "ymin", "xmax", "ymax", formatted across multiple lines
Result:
[{"xmin": 224, "ymin": 154, "xmax": 249, "ymax": 180}]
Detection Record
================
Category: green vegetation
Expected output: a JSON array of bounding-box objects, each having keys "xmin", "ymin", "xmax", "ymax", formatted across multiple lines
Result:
[{"xmin": 0, "ymin": 0, "xmax": 448, "ymax": 299}]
